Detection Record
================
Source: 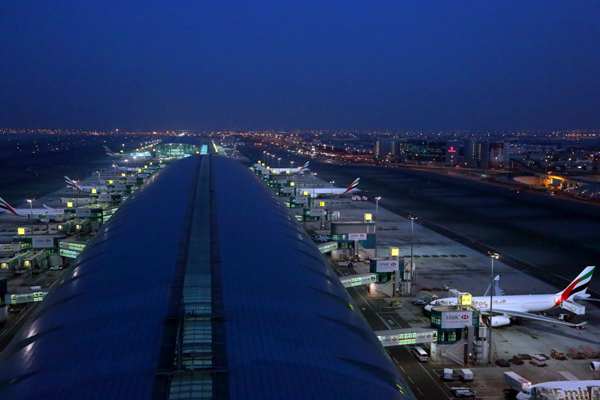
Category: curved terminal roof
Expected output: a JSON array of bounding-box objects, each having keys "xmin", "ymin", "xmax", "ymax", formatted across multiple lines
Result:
[{"xmin": 0, "ymin": 156, "xmax": 415, "ymax": 400}]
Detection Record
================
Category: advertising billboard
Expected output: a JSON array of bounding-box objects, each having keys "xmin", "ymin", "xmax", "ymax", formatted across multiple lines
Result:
[
  {"xmin": 309, "ymin": 209, "xmax": 325, "ymax": 217},
  {"xmin": 348, "ymin": 233, "xmax": 367, "ymax": 241},
  {"xmin": 32, "ymin": 237, "xmax": 54, "ymax": 249},
  {"xmin": 441, "ymin": 311, "xmax": 473, "ymax": 328},
  {"xmin": 376, "ymin": 260, "xmax": 401, "ymax": 272},
  {"xmin": 75, "ymin": 209, "xmax": 92, "ymax": 218}
]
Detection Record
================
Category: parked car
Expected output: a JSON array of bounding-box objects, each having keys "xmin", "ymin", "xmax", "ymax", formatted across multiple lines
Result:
[
  {"xmin": 338, "ymin": 261, "xmax": 357, "ymax": 267},
  {"xmin": 411, "ymin": 299, "xmax": 427, "ymax": 305},
  {"xmin": 312, "ymin": 235, "xmax": 330, "ymax": 242},
  {"xmin": 49, "ymin": 266, "xmax": 62, "ymax": 270},
  {"xmin": 451, "ymin": 387, "xmax": 478, "ymax": 397}
]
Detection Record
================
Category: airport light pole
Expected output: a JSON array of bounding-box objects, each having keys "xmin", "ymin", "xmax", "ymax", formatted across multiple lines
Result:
[
  {"xmin": 27, "ymin": 199, "xmax": 33, "ymax": 235},
  {"xmin": 330, "ymin": 181, "xmax": 335, "ymax": 219},
  {"xmin": 290, "ymin": 160, "xmax": 294, "ymax": 170},
  {"xmin": 488, "ymin": 252, "xmax": 499, "ymax": 366},
  {"xmin": 409, "ymin": 215, "xmax": 417, "ymax": 289},
  {"xmin": 263, "ymin": 151, "xmax": 266, "ymax": 164},
  {"xmin": 375, "ymin": 197, "xmax": 381, "ymax": 257},
  {"xmin": 278, "ymin": 157, "xmax": 281, "ymax": 169}
]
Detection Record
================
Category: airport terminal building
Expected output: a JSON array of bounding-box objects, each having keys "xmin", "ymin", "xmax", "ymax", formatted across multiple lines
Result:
[{"xmin": 0, "ymin": 155, "xmax": 415, "ymax": 400}]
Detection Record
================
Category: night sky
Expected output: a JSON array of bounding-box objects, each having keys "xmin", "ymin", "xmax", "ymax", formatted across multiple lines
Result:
[{"xmin": 1, "ymin": 1, "xmax": 599, "ymax": 131}]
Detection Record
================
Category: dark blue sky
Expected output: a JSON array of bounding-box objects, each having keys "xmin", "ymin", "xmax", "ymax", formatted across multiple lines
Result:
[{"xmin": 1, "ymin": 1, "xmax": 599, "ymax": 131}]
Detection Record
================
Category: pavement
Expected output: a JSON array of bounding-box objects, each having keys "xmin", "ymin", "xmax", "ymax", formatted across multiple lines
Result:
[{"xmin": 280, "ymin": 168, "xmax": 600, "ymax": 400}]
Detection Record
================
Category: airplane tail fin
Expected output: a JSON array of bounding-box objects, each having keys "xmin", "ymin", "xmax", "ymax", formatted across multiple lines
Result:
[
  {"xmin": 341, "ymin": 178, "xmax": 360, "ymax": 194},
  {"xmin": 64, "ymin": 176, "xmax": 82, "ymax": 192},
  {"xmin": 298, "ymin": 161, "xmax": 310, "ymax": 172},
  {"xmin": 484, "ymin": 275, "xmax": 504, "ymax": 297},
  {"xmin": 104, "ymin": 145, "xmax": 115, "ymax": 156},
  {"xmin": 0, "ymin": 197, "xmax": 19, "ymax": 216},
  {"xmin": 559, "ymin": 266, "xmax": 595, "ymax": 301},
  {"xmin": 43, "ymin": 204, "xmax": 54, "ymax": 210}
]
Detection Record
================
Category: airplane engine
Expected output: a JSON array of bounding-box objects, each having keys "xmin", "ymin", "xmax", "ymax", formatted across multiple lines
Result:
[
  {"xmin": 591, "ymin": 362, "xmax": 600, "ymax": 371},
  {"xmin": 491, "ymin": 316, "xmax": 511, "ymax": 327}
]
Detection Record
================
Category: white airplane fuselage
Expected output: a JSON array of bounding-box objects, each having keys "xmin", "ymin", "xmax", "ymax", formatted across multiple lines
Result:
[
  {"xmin": 270, "ymin": 167, "xmax": 308, "ymax": 174},
  {"xmin": 517, "ymin": 380, "xmax": 598, "ymax": 399},
  {"xmin": 1, "ymin": 208, "xmax": 64, "ymax": 220},
  {"xmin": 433, "ymin": 294, "xmax": 560, "ymax": 313},
  {"xmin": 66, "ymin": 184, "xmax": 106, "ymax": 192},
  {"xmin": 300, "ymin": 187, "xmax": 360, "ymax": 198}
]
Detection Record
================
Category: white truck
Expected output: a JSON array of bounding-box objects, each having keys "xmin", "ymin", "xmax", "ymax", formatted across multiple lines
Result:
[
  {"xmin": 503, "ymin": 371, "xmax": 532, "ymax": 392},
  {"xmin": 459, "ymin": 369, "xmax": 473, "ymax": 382},
  {"xmin": 442, "ymin": 368, "xmax": 454, "ymax": 381}
]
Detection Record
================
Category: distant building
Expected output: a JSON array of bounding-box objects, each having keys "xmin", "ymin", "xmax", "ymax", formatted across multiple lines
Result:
[
  {"xmin": 465, "ymin": 140, "xmax": 509, "ymax": 169},
  {"xmin": 402, "ymin": 140, "xmax": 446, "ymax": 162},
  {"xmin": 374, "ymin": 138, "xmax": 399, "ymax": 157},
  {"xmin": 445, "ymin": 141, "xmax": 459, "ymax": 165}
]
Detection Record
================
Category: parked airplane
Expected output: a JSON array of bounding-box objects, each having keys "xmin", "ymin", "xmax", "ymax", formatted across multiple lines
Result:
[
  {"xmin": 103, "ymin": 145, "xmax": 126, "ymax": 157},
  {"xmin": 112, "ymin": 163, "xmax": 137, "ymax": 172},
  {"xmin": 0, "ymin": 197, "xmax": 64, "ymax": 220},
  {"xmin": 65, "ymin": 177, "xmax": 106, "ymax": 193},
  {"xmin": 517, "ymin": 379, "xmax": 599, "ymax": 399},
  {"xmin": 269, "ymin": 161, "xmax": 310, "ymax": 175},
  {"xmin": 425, "ymin": 266, "xmax": 595, "ymax": 327},
  {"xmin": 299, "ymin": 178, "xmax": 360, "ymax": 198}
]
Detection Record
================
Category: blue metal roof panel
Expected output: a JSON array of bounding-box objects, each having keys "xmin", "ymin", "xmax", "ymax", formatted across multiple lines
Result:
[
  {"xmin": 212, "ymin": 157, "xmax": 415, "ymax": 400},
  {"xmin": 0, "ymin": 156, "xmax": 202, "ymax": 400}
]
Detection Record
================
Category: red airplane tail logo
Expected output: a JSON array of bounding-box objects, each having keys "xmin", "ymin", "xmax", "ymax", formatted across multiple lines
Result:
[
  {"xmin": 342, "ymin": 178, "xmax": 360, "ymax": 194},
  {"xmin": 64, "ymin": 176, "xmax": 82, "ymax": 192},
  {"xmin": 0, "ymin": 197, "xmax": 19, "ymax": 216}
]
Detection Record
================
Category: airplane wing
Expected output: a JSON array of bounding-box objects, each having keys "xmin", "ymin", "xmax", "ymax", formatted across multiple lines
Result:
[
  {"xmin": 492, "ymin": 307, "xmax": 586, "ymax": 328},
  {"xmin": 484, "ymin": 275, "xmax": 504, "ymax": 297},
  {"xmin": 43, "ymin": 204, "xmax": 54, "ymax": 209}
]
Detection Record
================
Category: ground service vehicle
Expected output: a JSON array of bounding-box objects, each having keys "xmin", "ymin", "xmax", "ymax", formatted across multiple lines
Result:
[
  {"xmin": 459, "ymin": 369, "xmax": 473, "ymax": 381},
  {"xmin": 413, "ymin": 346, "xmax": 428, "ymax": 362},
  {"xmin": 443, "ymin": 368, "xmax": 454, "ymax": 381}
]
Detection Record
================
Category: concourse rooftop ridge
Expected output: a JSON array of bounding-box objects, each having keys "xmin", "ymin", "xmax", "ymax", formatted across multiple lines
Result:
[{"xmin": 0, "ymin": 155, "xmax": 415, "ymax": 400}]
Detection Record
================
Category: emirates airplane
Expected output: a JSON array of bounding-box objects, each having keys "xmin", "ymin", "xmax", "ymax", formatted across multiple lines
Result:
[
  {"xmin": 425, "ymin": 266, "xmax": 595, "ymax": 328},
  {"xmin": 0, "ymin": 197, "xmax": 64, "ymax": 220},
  {"xmin": 299, "ymin": 178, "xmax": 360, "ymax": 198},
  {"xmin": 269, "ymin": 161, "xmax": 310, "ymax": 175},
  {"xmin": 64, "ymin": 177, "xmax": 106, "ymax": 193}
]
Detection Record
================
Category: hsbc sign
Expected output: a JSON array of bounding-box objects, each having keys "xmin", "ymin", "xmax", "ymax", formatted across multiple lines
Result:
[
  {"xmin": 348, "ymin": 233, "xmax": 367, "ymax": 241},
  {"xmin": 32, "ymin": 237, "xmax": 54, "ymax": 249},
  {"xmin": 376, "ymin": 260, "xmax": 400, "ymax": 272},
  {"xmin": 441, "ymin": 311, "xmax": 473, "ymax": 328}
]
